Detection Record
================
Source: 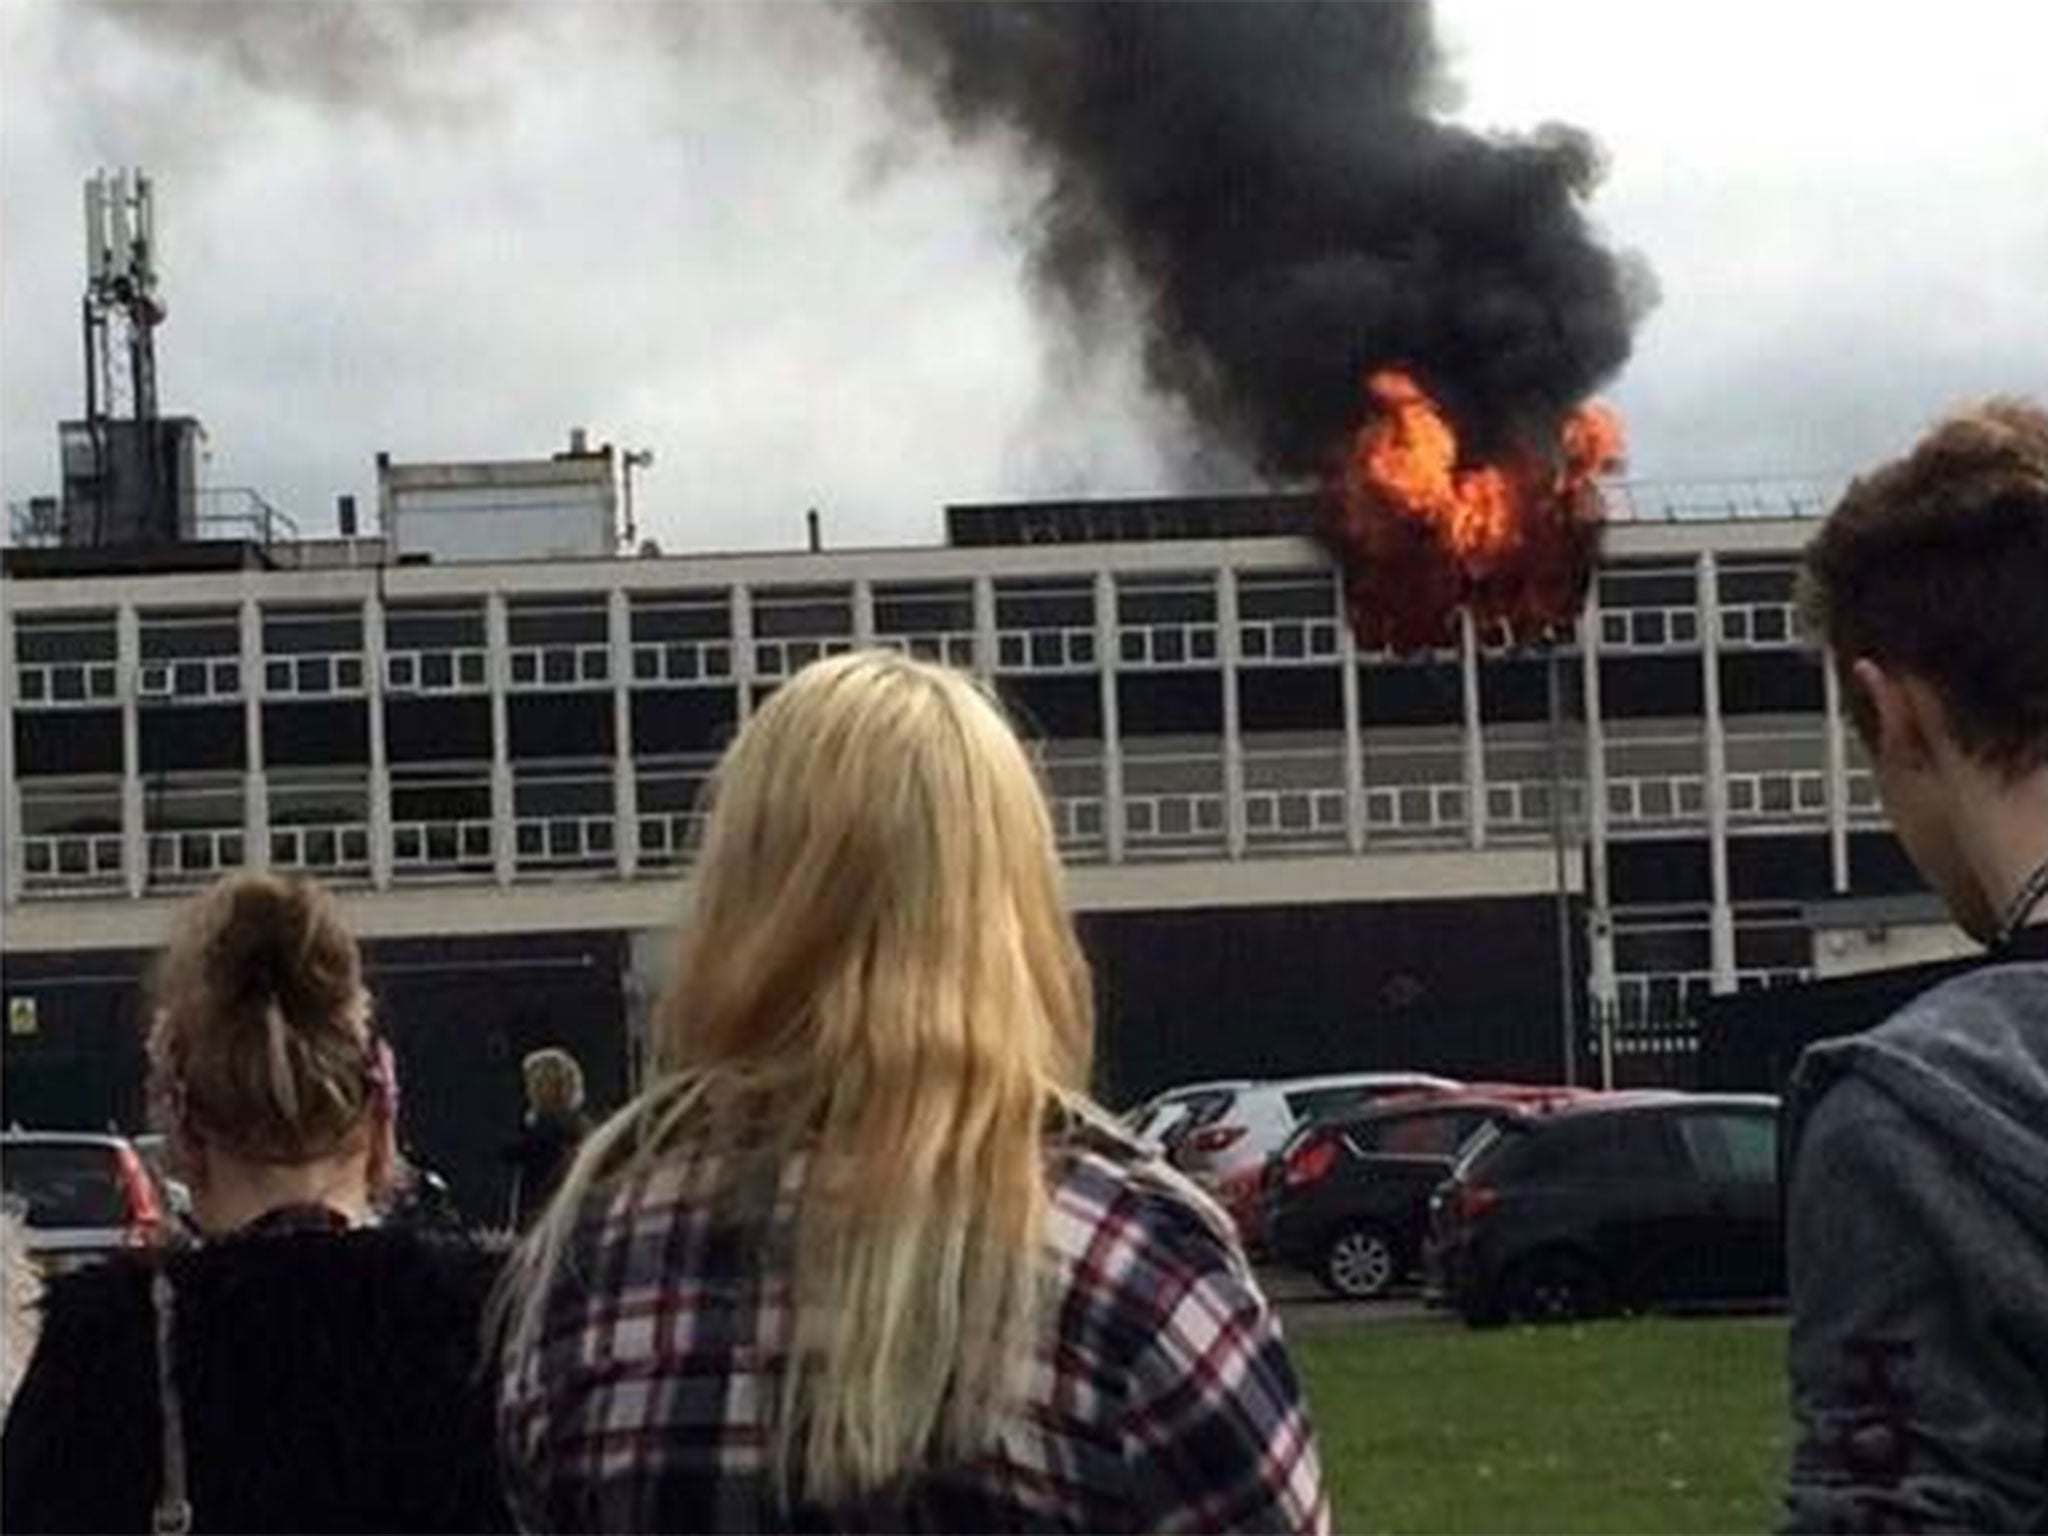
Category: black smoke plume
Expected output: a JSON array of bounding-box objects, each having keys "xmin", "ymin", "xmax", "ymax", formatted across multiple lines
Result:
[{"xmin": 858, "ymin": 1, "xmax": 1654, "ymax": 475}]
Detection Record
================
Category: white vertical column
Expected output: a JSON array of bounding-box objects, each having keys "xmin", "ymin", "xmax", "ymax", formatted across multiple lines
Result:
[
  {"xmin": 1338, "ymin": 575, "xmax": 1366, "ymax": 853},
  {"xmin": 1579, "ymin": 593, "xmax": 1618, "ymax": 1090},
  {"xmin": 119, "ymin": 603, "xmax": 145, "ymax": 898},
  {"xmin": 1700, "ymin": 553, "xmax": 1737, "ymax": 992},
  {"xmin": 1823, "ymin": 650, "xmax": 1851, "ymax": 894},
  {"xmin": 731, "ymin": 584, "xmax": 755, "ymax": 725},
  {"xmin": 240, "ymin": 596, "xmax": 269, "ymax": 871},
  {"xmin": 1460, "ymin": 607, "xmax": 1488, "ymax": 849},
  {"xmin": 852, "ymin": 578, "xmax": 875, "ymax": 650},
  {"xmin": 363, "ymin": 591, "xmax": 392, "ymax": 890},
  {"xmin": 609, "ymin": 587, "xmax": 638, "ymax": 881},
  {"xmin": 973, "ymin": 576, "xmax": 998, "ymax": 680},
  {"xmin": 1096, "ymin": 571, "xmax": 1126, "ymax": 864},
  {"xmin": 487, "ymin": 592, "xmax": 515, "ymax": 887},
  {"xmin": 1219, "ymin": 566, "xmax": 1246, "ymax": 859},
  {"xmin": 0, "ymin": 586, "xmax": 19, "ymax": 907}
]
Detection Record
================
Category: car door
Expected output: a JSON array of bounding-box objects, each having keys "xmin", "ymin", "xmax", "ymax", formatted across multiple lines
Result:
[
  {"xmin": 1571, "ymin": 1111, "xmax": 1703, "ymax": 1303},
  {"xmin": 1359, "ymin": 1109, "xmax": 1485, "ymax": 1253},
  {"xmin": 1672, "ymin": 1108, "xmax": 1782, "ymax": 1300}
]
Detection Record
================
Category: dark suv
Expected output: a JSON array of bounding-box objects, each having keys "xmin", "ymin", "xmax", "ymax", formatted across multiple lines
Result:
[
  {"xmin": 1265, "ymin": 1088, "xmax": 1595, "ymax": 1299},
  {"xmin": 1427, "ymin": 1093, "xmax": 1783, "ymax": 1325}
]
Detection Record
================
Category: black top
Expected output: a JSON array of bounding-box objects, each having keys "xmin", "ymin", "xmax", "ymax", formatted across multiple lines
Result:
[
  {"xmin": 2, "ymin": 1223, "xmax": 513, "ymax": 1534},
  {"xmin": 503, "ymin": 1110, "xmax": 589, "ymax": 1228}
]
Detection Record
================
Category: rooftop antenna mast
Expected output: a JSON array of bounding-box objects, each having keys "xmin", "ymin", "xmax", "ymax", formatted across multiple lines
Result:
[{"xmin": 81, "ymin": 169, "xmax": 167, "ymax": 541}]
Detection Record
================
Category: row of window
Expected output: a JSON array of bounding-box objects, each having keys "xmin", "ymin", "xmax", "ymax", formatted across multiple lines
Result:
[
  {"xmin": 1595, "ymin": 601, "xmax": 1800, "ymax": 654},
  {"xmin": 14, "ymin": 762, "xmax": 1883, "ymax": 897},
  {"xmin": 13, "ymin": 599, "xmax": 1821, "ymax": 711}
]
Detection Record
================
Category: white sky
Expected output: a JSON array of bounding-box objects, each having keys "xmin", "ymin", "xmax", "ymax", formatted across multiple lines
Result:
[{"xmin": 2, "ymin": 0, "xmax": 2044, "ymax": 552}]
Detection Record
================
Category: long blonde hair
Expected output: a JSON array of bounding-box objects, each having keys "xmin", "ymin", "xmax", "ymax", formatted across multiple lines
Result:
[{"xmin": 501, "ymin": 651, "xmax": 1094, "ymax": 1504}]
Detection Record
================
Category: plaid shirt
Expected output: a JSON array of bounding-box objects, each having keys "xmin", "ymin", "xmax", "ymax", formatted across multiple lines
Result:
[{"xmin": 499, "ymin": 1105, "xmax": 1329, "ymax": 1533}]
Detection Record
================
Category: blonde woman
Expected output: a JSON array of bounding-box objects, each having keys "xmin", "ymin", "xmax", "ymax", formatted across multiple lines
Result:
[
  {"xmin": 503, "ymin": 1046, "xmax": 590, "ymax": 1228},
  {"xmin": 497, "ymin": 652, "xmax": 1327, "ymax": 1533},
  {"xmin": 1, "ymin": 1202, "xmax": 39, "ymax": 1414},
  {"xmin": 2, "ymin": 873, "xmax": 510, "ymax": 1533}
]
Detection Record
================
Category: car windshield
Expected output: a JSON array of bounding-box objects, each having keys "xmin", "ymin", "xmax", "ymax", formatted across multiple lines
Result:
[{"xmin": 3, "ymin": 1143, "xmax": 129, "ymax": 1228}]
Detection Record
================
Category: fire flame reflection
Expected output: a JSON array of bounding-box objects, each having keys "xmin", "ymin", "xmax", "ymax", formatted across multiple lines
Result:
[{"xmin": 1321, "ymin": 369, "xmax": 1623, "ymax": 654}]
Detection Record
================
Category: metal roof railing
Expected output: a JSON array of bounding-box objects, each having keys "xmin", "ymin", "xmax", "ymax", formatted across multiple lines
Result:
[{"xmin": 1599, "ymin": 476, "xmax": 1846, "ymax": 523}]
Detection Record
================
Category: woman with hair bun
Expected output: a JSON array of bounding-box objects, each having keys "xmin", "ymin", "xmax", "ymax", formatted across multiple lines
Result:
[
  {"xmin": 496, "ymin": 652, "xmax": 1327, "ymax": 1533},
  {"xmin": 2, "ymin": 872, "xmax": 511, "ymax": 1534}
]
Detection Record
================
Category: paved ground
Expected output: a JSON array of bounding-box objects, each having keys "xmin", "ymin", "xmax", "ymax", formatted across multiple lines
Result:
[{"xmin": 1259, "ymin": 1266, "xmax": 1446, "ymax": 1333}]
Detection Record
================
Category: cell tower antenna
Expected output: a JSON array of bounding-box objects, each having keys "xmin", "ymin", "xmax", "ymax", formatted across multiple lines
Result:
[{"xmin": 79, "ymin": 168, "xmax": 170, "ymax": 541}]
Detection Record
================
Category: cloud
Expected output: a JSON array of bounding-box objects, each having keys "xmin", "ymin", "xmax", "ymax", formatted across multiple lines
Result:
[{"xmin": 4, "ymin": 0, "xmax": 2045, "ymax": 554}]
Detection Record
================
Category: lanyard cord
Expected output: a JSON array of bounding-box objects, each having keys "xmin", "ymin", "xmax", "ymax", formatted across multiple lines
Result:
[
  {"xmin": 150, "ymin": 1267, "xmax": 193, "ymax": 1536},
  {"xmin": 1994, "ymin": 851, "xmax": 2048, "ymax": 952}
]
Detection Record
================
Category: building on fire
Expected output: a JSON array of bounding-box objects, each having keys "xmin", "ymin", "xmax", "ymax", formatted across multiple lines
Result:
[{"xmin": 0, "ymin": 431, "xmax": 1967, "ymax": 1220}]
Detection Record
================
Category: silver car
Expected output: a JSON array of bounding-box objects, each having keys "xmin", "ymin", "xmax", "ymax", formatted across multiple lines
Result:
[{"xmin": 1, "ymin": 1130, "xmax": 176, "ymax": 1273}]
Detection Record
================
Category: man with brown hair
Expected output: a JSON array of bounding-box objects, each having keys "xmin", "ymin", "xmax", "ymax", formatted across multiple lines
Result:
[{"xmin": 1783, "ymin": 397, "xmax": 2048, "ymax": 1532}]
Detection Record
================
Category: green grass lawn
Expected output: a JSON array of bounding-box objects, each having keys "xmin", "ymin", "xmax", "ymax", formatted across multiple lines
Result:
[{"xmin": 1290, "ymin": 1314, "xmax": 1790, "ymax": 1534}]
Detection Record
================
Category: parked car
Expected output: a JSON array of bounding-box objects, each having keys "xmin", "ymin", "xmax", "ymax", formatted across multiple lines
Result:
[
  {"xmin": 131, "ymin": 1132, "xmax": 197, "ymax": 1229},
  {"xmin": 1120, "ymin": 1080, "xmax": 1255, "ymax": 1155},
  {"xmin": 1, "ymin": 1130, "xmax": 172, "ymax": 1273},
  {"xmin": 1164, "ymin": 1071, "xmax": 1465, "ymax": 1245},
  {"xmin": 1426, "ymin": 1092, "xmax": 1783, "ymax": 1326},
  {"xmin": 1265, "ymin": 1086, "xmax": 1599, "ymax": 1299}
]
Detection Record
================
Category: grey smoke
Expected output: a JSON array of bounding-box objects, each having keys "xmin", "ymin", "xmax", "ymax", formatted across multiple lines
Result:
[{"xmin": 857, "ymin": 1, "xmax": 1657, "ymax": 474}]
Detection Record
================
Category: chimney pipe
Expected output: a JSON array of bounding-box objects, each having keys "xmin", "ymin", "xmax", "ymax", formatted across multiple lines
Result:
[
  {"xmin": 569, "ymin": 427, "xmax": 589, "ymax": 456},
  {"xmin": 337, "ymin": 494, "xmax": 357, "ymax": 538},
  {"xmin": 806, "ymin": 508, "xmax": 822, "ymax": 553}
]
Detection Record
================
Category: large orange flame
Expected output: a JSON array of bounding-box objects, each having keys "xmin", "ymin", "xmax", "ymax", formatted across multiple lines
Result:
[{"xmin": 1321, "ymin": 369, "xmax": 1623, "ymax": 654}]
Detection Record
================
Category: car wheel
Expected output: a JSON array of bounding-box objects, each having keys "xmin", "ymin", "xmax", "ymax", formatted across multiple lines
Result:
[
  {"xmin": 1503, "ymin": 1250, "xmax": 1608, "ymax": 1323},
  {"xmin": 1319, "ymin": 1221, "xmax": 1399, "ymax": 1300}
]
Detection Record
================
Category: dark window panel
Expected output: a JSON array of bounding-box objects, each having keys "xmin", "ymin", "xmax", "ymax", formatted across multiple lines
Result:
[
  {"xmin": 140, "ymin": 621, "xmax": 239, "ymax": 660},
  {"xmin": 630, "ymin": 689, "xmax": 740, "ymax": 757},
  {"xmin": 873, "ymin": 586, "xmax": 974, "ymax": 633},
  {"xmin": 1117, "ymin": 673, "xmax": 1222, "ymax": 737},
  {"xmin": 1735, "ymin": 923, "xmax": 1812, "ymax": 971},
  {"xmin": 1597, "ymin": 567, "xmax": 1695, "ymax": 609},
  {"xmin": 386, "ymin": 609, "xmax": 485, "ymax": 649},
  {"xmin": 1600, "ymin": 655, "xmax": 1706, "ymax": 719},
  {"xmin": 507, "ymin": 606, "xmax": 607, "ymax": 646},
  {"xmin": 993, "ymin": 584, "xmax": 1093, "ymax": 630},
  {"xmin": 1239, "ymin": 669, "xmax": 1341, "ymax": 733},
  {"xmin": 387, "ymin": 697, "xmax": 492, "ymax": 763},
  {"xmin": 1719, "ymin": 568, "xmax": 1796, "ymax": 604},
  {"xmin": 1730, "ymin": 835, "xmax": 1833, "ymax": 901},
  {"xmin": 994, "ymin": 675, "xmax": 1101, "ymax": 741},
  {"xmin": 1116, "ymin": 585, "xmax": 1215, "ymax": 624},
  {"xmin": 141, "ymin": 705, "xmax": 247, "ymax": 773},
  {"xmin": 1720, "ymin": 652, "xmax": 1824, "ymax": 714},
  {"xmin": 1359, "ymin": 659, "xmax": 1462, "ymax": 728},
  {"xmin": 753, "ymin": 590, "xmax": 853, "ymax": 639},
  {"xmin": 629, "ymin": 595, "xmax": 731, "ymax": 642},
  {"xmin": 13, "ymin": 711, "xmax": 122, "ymax": 777},
  {"xmin": 1478, "ymin": 657, "xmax": 1564, "ymax": 725},
  {"xmin": 1613, "ymin": 922, "xmax": 1713, "ymax": 974},
  {"xmin": 16, "ymin": 621, "xmax": 118, "ymax": 663},
  {"xmin": 1610, "ymin": 838, "xmax": 1712, "ymax": 905},
  {"xmin": 264, "ymin": 701, "xmax": 370, "ymax": 768},
  {"xmin": 261, "ymin": 612, "xmax": 363, "ymax": 654},
  {"xmin": 1237, "ymin": 576, "xmax": 1336, "ymax": 621},
  {"xmin": 509, "ymin": 695, "xmax": 614, "ymax": 760},
  {"xmin": 391, "ymin": 780, "xmax": 493, "ymax": 820},
  {"xmin": 1849, "ymin": 831, "xmax": 1929, "ymax": 897}
]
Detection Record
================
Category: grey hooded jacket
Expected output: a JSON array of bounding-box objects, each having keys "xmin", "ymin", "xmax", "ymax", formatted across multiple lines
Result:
[{"xmin": 1782, "ymin": 946, "xmax": 2048, "ymax": 1534}]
